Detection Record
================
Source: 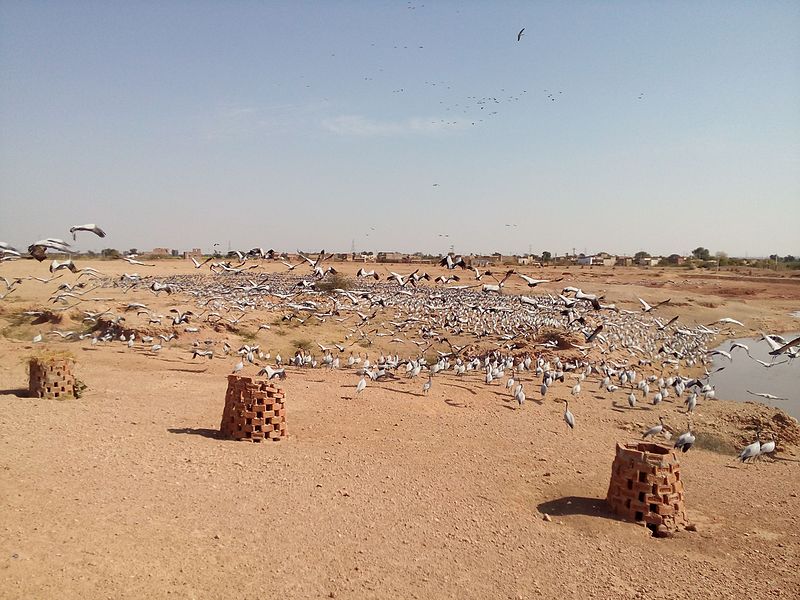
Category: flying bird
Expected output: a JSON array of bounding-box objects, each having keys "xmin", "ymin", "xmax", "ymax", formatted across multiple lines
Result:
[
  {"xmin": 518, "ymin": 274, "xmax": 562, "ymax": 288},
  {"xmin": 50, "ymin": 259, "xmax": 79, "ymax": 274},
  {"xmin": 769, "ymin": 335, "xmax": 800, "ymax": 356},
  {"xmin": 69, "ymin": 224, "xmax": 106, "ymax": 240},
  {"xmin": 746, "ymin": 390, "xmax": 789, "ymax": 401},
  {"xmin": 517, "ymin": 28, "xmax": 525, "ymax": 41},
  {"xmin": 190, "ymin": 256, "xmax": 213, "ymax": 269},
  {"xmin": 639, "ymin": 297, "xmax": 670, "ymax": 312}
]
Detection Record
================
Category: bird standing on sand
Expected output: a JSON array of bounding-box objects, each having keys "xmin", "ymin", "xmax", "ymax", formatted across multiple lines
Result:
[
  {"xmin": 738, "ymin": 432, "xmax": 761, "ymax": 463},
  {"xmin": 759, "ymin": 433, "xmax": 776, "ymax": 458},
  {"xmin": 673, "ymin": 423, "xmax": 695, "ymax": 452},
  {"xmin": 563, "ymin": 400, "xmax": 575, "ymax": 430},
  {"xmin": 643, "ymin": 417, "xmax": 666, "ymax": 439}
]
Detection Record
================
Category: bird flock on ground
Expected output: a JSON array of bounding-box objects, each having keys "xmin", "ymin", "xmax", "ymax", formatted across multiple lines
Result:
[{"xmin": 2, "ymin": 230, "xmax": 798, "ymax": 463}]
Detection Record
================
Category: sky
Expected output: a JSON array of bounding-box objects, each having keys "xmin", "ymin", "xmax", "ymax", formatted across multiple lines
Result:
[{"xmin": 1, "ymin": 0, "xmax": 799, "ymax": 257}]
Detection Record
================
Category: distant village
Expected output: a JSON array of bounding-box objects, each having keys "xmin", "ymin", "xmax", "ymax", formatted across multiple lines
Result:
[{"xmin": 89, "ymin": 246, "xmax": 797, "ymax": 270}]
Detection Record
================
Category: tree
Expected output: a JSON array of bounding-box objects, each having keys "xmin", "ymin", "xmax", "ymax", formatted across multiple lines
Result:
[
  {"xmin": 692, "ymin": 247, "xmax": 710, "ymax": 260},
  {"xmin": 634, "ymin": 251, "xmax": 651, "ymax": 260},
  {"xmin": 101, "ymin": 248, "xmax": 120, "ymax": 259},
  {"xmin": 541, "ymin": 251, "xmax": 552, "ymax": 262},
  {"xmin": 715, "ymin": 251, "xmax": 729, "ymax": 267}
]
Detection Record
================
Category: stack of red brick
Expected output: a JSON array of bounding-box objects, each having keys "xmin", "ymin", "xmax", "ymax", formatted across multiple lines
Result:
[
  {"xmin": 220, "ymin": 375, "xmax": 287, "ymax": 442},
  {"xmin": 606, "ymin": 442, "xmax": 687, "ymax": 530},
  {"xmin": 29, "ymin": 358, "xmax": 76, "ymax": 400}
]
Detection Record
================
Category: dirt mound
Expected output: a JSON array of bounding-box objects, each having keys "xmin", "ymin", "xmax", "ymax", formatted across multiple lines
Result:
[
  {"xmin": 720, "ymin": 403, "xmax": 800, "ymax": 447},
  {"xmin": 92, "ymin": 315, "xmax": 178, "ymax": 342}
]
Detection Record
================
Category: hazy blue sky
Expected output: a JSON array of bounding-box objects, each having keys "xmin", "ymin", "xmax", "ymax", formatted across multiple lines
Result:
[{"xmin": 1, "ymin": 1, "xmax": 798, "ymax": 257}]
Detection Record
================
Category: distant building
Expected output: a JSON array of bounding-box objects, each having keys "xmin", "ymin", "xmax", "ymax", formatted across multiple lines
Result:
[
  {"xmin": 377, "ymin": 251, "xmax": 407, "ymax": 263},
  {"xmin": 150, "ymin": 247, "xmax": 171, "ymax": 256},
  {"xmin": 616, "ymin": 256, "xmax": 634, "ymax": 267},
  {"xmin": 468, "ymin": 254, "xmax": 496, "ymax": 268},
  {"xmin": 637, "ymin": 256, "xmax": 661, "ymax": 267},
  {"xmin": 577, "ymin": 254, "xmax": 616, "ymax": 266},
  {"xmin": 184, "ymin": 248, "xmax": 203, "ymax": 259},
  {"xmin": 667, "ymin": 254, "xmax": 685, "ymax": 265}
]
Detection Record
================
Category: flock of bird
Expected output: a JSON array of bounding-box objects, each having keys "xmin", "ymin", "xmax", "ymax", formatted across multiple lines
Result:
[{"xmin": 2, "ymin": 230, "xmax": 798, "ymax": 463}]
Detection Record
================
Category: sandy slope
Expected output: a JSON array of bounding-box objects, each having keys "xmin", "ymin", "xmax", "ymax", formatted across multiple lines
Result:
[{"xmin": 0, "ymin": 259, "xmax": 798, "ymax": 599}]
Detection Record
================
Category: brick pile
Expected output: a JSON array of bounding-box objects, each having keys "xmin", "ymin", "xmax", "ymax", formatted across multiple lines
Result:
[
  {"xmin": 606, "ymin": 441, "xmax": 687, "ymax": 531},
  {"xmin": 220, "ymin": 375, "xmax": 287, "ymax": 442},
  {"xmin": 29, "ymin": 358, "xmax": 76, "ymax": 400}
]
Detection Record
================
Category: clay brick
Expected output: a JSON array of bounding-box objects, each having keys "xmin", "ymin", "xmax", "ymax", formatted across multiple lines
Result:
[
  {"xmin": 219, "ymin": 375, "xmax": 286, "ymax": 442},
  {"xmin": 606, "ymin": 442, "xmax": 687, "ymax": 532}
]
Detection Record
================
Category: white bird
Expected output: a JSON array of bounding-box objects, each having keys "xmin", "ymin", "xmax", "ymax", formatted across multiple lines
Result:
[
  {"xmin": 518, "ymin": 274, "xmax": 560, "ymax": 288},
  {"xmin": 190, "ymin": 256, "xmax": 213, "ymax": 269},
  {"xmin": 423, "ymin": 377, "xmax": 432, "ymax": 394},
  {"xmin": 746, "ymin": 390, "xmax": 789, "ymax": 401},
  {"xmin": 70, "ymin": 224, "xmax": 106, "ymax": 240},
  {"xmin": 356, "ymin": 268, "xmax": 380, "ymax": 280},
  {"xmin": 673, "ymin": 424, "xmax": 695, "ymax": 453},
  {"xmin": 563, "ymin": 400, "xmax": 575, "ymax": 430},
  {"xmin": 759, "ymin": 433, "xmax": 776, "ymax": 458},
  {"xmin": 356, "ymin": 377, "xmax": 367, "ymax": 394},
  {"xmin": 730, "ymin": 342, "xmax": 750, "ymax": 356},
  {"xmin": 738, "ymin": 432, "xmax": 761, "ymax": 463},
  {"xmin": 49, "ymin": 259, "xmax": 79, "ymax": 274},
  {"xmin": 710, "ymin": 317, "xmax": 744, "ymax": 327},
  {"xmin": 122, "ymin": 256, "xmax": 154, "ymax": 266},
  {"xmin": 515, "ymin": 386, "xmax": 526, "ymax": 406},
  {"xmin": 232, "ymin": 360, "xmax": 244, "ymax": 373},
  {"xmin": 638, "ymin": 297, "xmax": 670, "ymax": 312},
  {"xmin": 257, "ymin": 365, "xmax": 286, "ymax": 380},
  {"xmin": 643, "ymin": 417, "xmax": 666, "ymax": 439}
]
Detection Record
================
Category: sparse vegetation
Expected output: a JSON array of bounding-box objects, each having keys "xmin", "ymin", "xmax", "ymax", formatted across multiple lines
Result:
[
  {"xmin": 692, "ymin": 431, "xmax": 738, "ymax": 455},
  {"xmin": 315, "ymin": 272, "xmax": 353, "ymax": 293},
  {"xmin": 292, "ymin": 338, "xmax": 312, "ymax": 351}
]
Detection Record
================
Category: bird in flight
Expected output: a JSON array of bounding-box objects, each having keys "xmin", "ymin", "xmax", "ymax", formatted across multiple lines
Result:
[
  {"xmin": 517, "ymin": 28, "xmax": 525, "ymax": 42},
  {"xmin": 747, "ymin": 390, "xmax": 788, "ymax": 401},
  {"xmin": 70, "ymin": 224, "xmax": 106, "ymax": 241}
]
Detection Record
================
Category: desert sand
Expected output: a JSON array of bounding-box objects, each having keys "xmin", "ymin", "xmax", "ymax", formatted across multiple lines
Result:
[{"xmin": 1, "ymin": 259, "xmax": 799, "ymax": 599}]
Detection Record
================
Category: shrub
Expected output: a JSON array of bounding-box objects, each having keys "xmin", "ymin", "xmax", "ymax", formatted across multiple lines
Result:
[{"xmin": 316, "ymin": 272, "xmax": 353, "ymax": 293}]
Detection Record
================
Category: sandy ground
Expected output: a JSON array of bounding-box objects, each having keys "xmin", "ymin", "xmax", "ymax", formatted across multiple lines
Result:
[{"xmin": 0, "ymin": 259, "xmax": 799, "ymax": 599}]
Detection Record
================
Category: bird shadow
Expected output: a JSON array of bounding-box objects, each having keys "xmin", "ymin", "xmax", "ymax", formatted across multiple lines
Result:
[
  {"xmin": 444, "ymin": 398, "xmax": 469, "ymax": 409},
  {"xmin": 382, "ymin": 385, "xmax": 426, "ymax": 398},
  {"xmin": 167, "ymin": 427, "xmax": 221, "ymax": 439},
  {"xmin": 167, "ymin": 367, "xmax": 209, "ymax": 374},
  {"xmin": 537, "ymin": 496, "xmax": 620, "ymax": 522},
  {"xmin": 441, "ymin": 382, "xmax": 478, "ymax": 396},
  {"xmin": 0, "ymin": 388, "xmax": 29, "ymax": 398}
]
